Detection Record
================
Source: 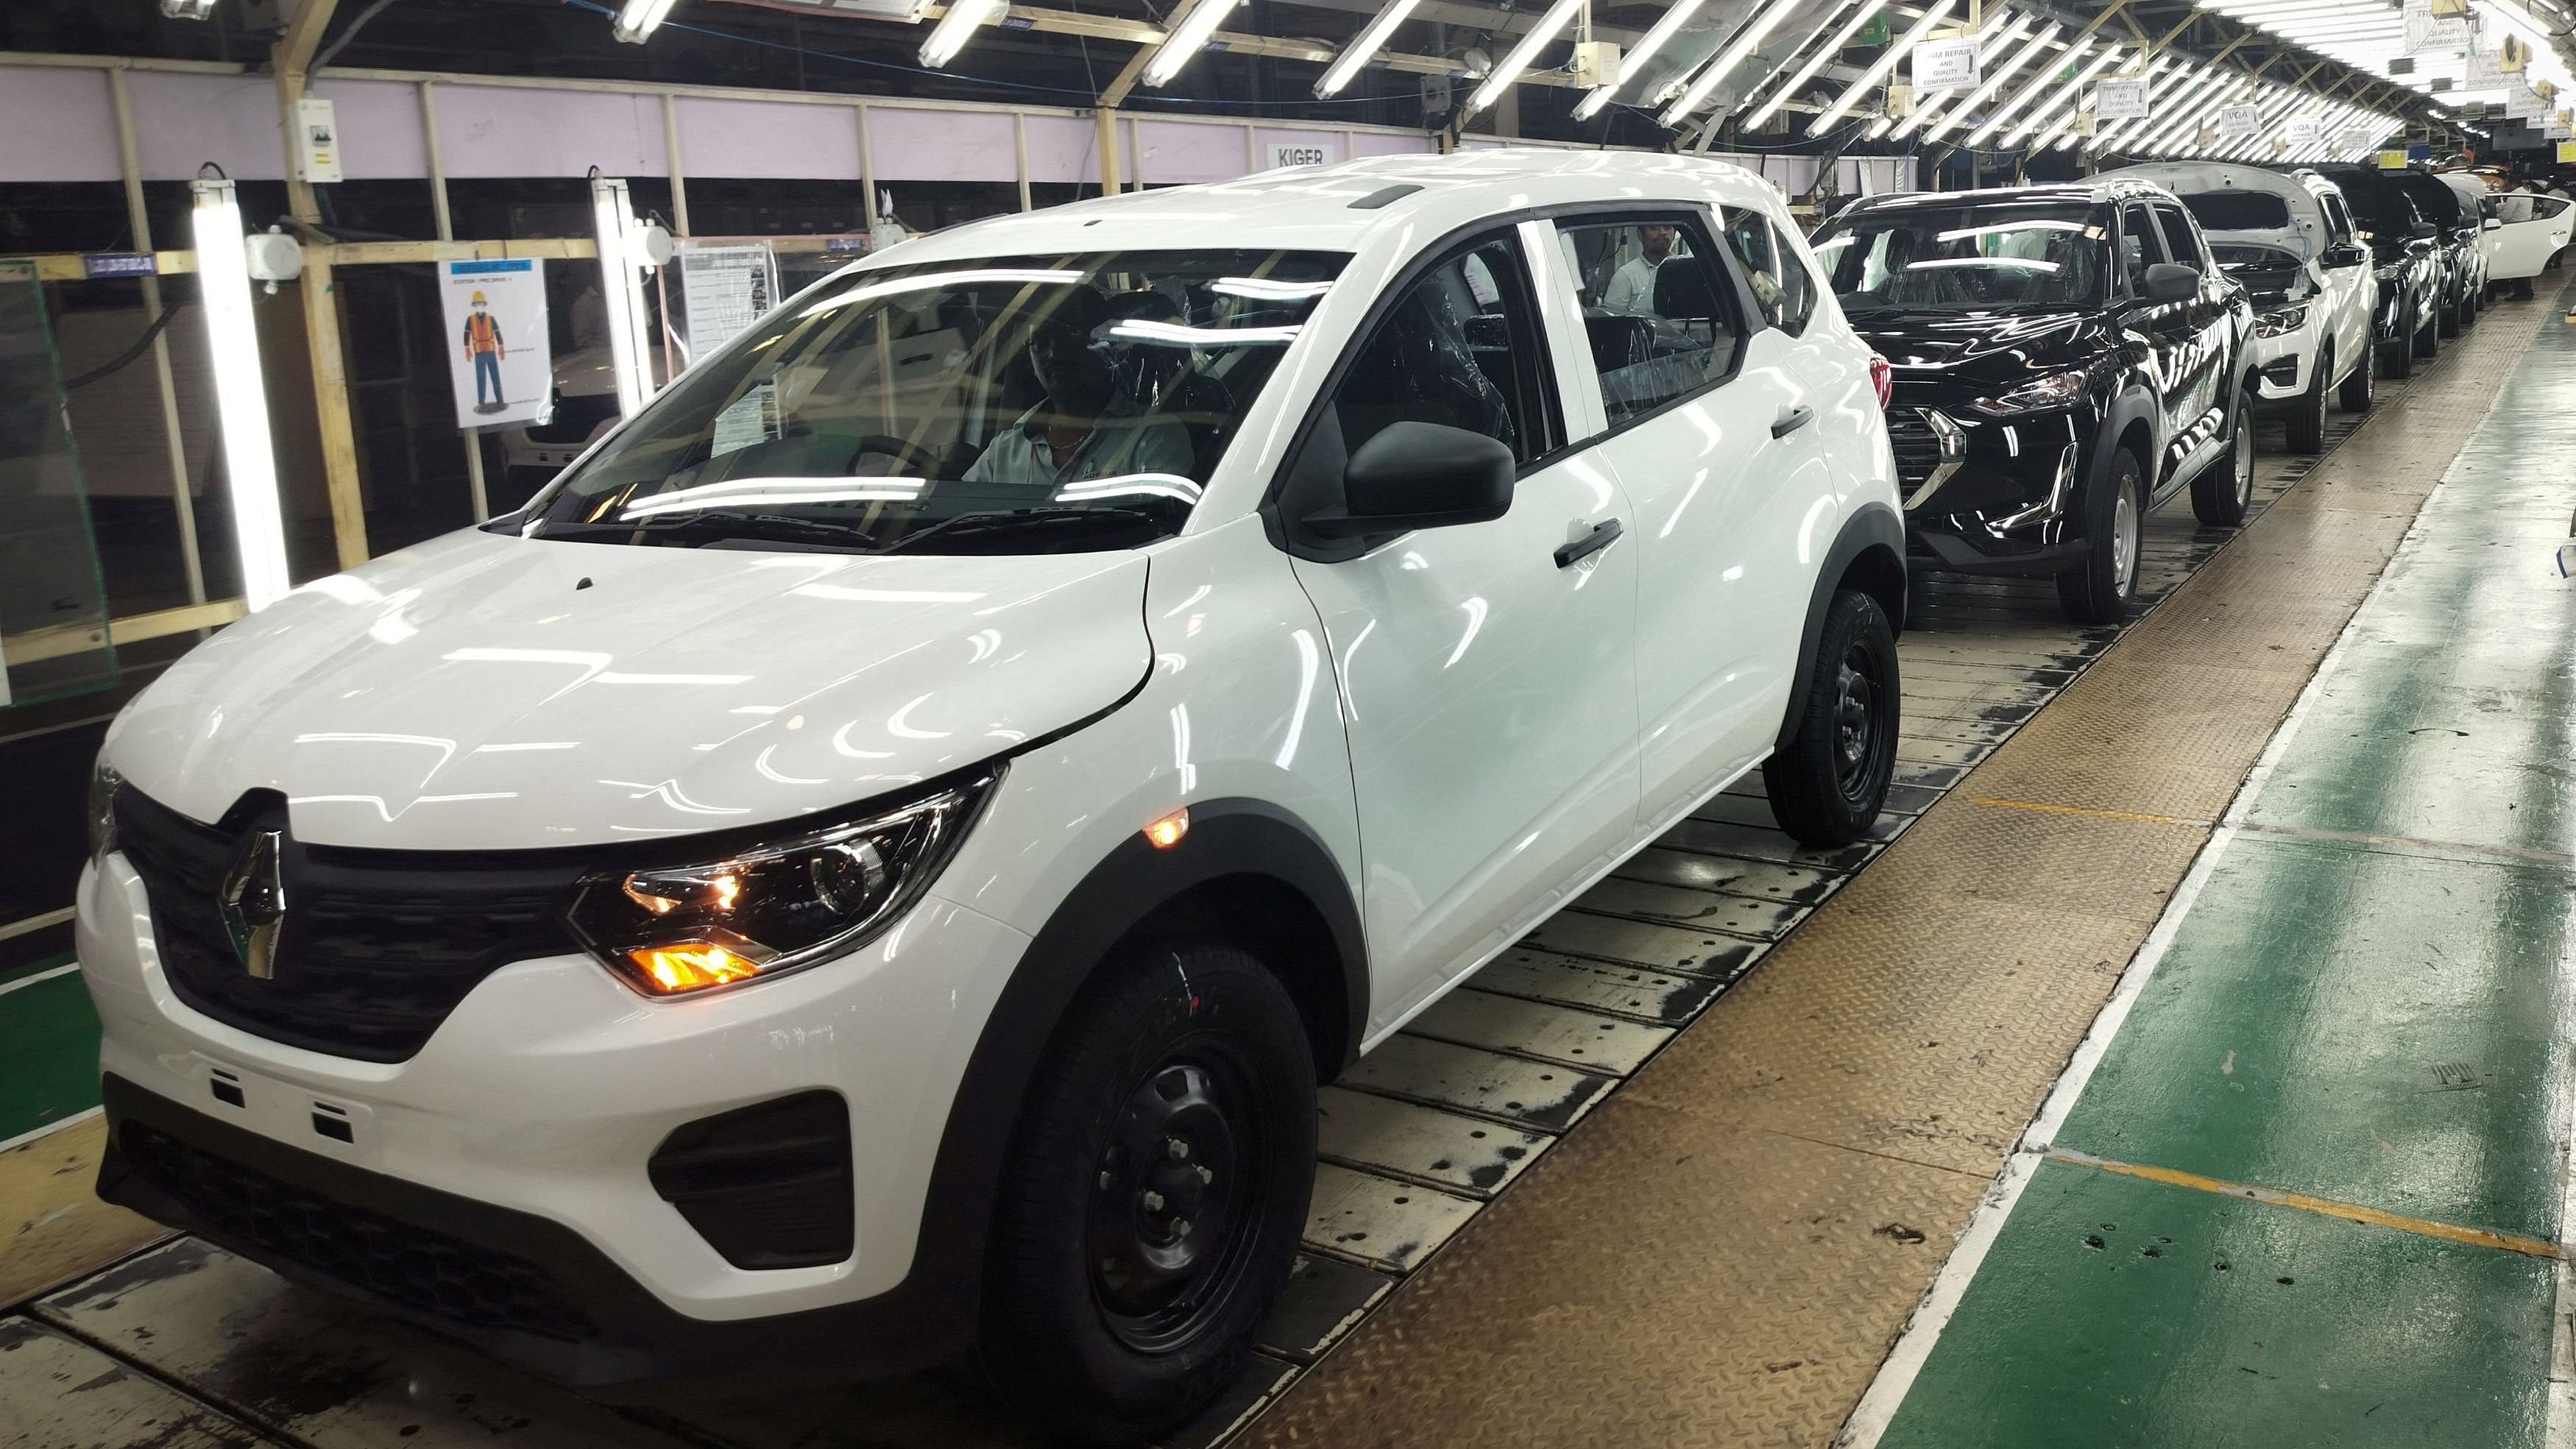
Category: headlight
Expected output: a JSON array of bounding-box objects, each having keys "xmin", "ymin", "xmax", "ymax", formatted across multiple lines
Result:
[
  {"xmin": 566, "ymin": 770, "xmax": 999, "ymax": 996},
  {"xmin": 1970, "ymin": 370, "xmax": 2089, "ymax": 418},
  {"xmin": 2254, "ymin": 305, "xmax": 2310, "ymax": 339},
  {"xmin": 88, "ymin": 762, "xmax": 120, "ymax": 860}
]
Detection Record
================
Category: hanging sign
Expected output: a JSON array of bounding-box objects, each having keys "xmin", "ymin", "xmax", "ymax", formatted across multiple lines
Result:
[
  {"xmin": 2094, "ymin": 77, "xmax": 2152, "ymax": 121},
  {"xmin": 2215, "ymin": 104, "xmax": 2262, "ymax": 141},
  {"xmin": 2560, "ymin": 138, "xmax": 2576, "ymax": 162},
  {"xmin": 676, "ymin": 242, "xmax": 779, "ymax": 362},
  {"xmin": 2402, "ymin": 0, "xmax": 2475, "ymax": 55},
  {"xmin": 439, "ymin": 259, "xmax": 553, "ymax": 430},
  {"xmin": 2284, "ymin": 117, "xmax": 2324, "ymax": 146},
  {"xmin": 2508, "ymin": 85, "xmax": 2542, "ymax": 118},
  {"xmin": 1911, "ymin": 36, "xmax": 1981, "ymax": 91},
  {"xmin": 2340, "ymin": 125, "xmax": 2378, "ymax": 153}
]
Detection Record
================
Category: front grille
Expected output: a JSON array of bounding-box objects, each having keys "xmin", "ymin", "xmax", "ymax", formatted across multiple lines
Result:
[
  {"xmin": 1887, "ymin": 408, "xmax": 1942, "ymax": 494},
  {"xmin": 521, "ymin": 392, "xmax": 620, "ymax": 446},
  {"xmin": 114, "ymin": 788, "xmax": 588, "ymax": 1063},
  {"xmin": 118, "ymin": 1116, "xmax": 595, "ymax": 1341}
]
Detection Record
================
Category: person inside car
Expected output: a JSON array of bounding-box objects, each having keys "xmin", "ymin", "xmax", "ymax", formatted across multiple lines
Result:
[
  {"xmin": 1604, "ymin": 223, "xmax": 1680, "ymax": 315},
  {"xmin": 964, "ymin": 287, "xmax": 1195, "ymax": 486}
]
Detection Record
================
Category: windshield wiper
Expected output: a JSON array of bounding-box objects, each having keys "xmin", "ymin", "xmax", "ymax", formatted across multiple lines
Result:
[
  {"xmin": 533, "ymin": 510, "xmax": 884, "ymax": 550},
  {"xmin": 872, "ymin": 506, "xmax": 1165, "ymax": 556}
]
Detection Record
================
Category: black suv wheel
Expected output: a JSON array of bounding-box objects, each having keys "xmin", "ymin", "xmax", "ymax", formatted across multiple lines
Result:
[
  {"xmin": 980, "ymin": 944, "xmax": 1316, "ymax": 1445},
  {"xmin": 2193, "ymin": 383, "xmax": 2258, "ymax": 526},
  {"xmin": 2056, "ymin": 446, "xmax": 2144, "ymax": 626},
  {"xmin": 1765, "ymin": 589, "xmax": 1898, "ymax": 847},
  {"xmin": 2337, "ymin": 342, "xmax": 2374, "ymax": 413},
  {"xmin": 2285, "ymin": 347, "xmax": 2329, "ymax": 455},
  {"xmin": 2413, "ymin": 299, "xmax": 2440, "ymax": 358},
  {"xmin": 2381, "ymin": 300, "xmax": 2416, "ymax": 379}
]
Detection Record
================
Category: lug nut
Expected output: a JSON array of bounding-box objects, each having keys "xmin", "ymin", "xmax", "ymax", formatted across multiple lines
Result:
[
  {"xmin": 1166, "ymin": 1138, "xmax": 1190, "ymax": 1160},
  {"xmin": 1172, "ymin": 1218, "xmax": 1193, "ymax": 1239},
  {"xmin": 1195, "ymin": 1165, "xmax": 1214, "ymax": 1185},
  {"xmin": 1141, "ymin": 1190, "xmax": 1165, "ymax": 1211}
]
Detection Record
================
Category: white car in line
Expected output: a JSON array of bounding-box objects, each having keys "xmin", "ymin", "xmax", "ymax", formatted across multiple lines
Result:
[
  {"xmin": 2481, "ymin": 188, "xmax": 2575, "ymax": 300},
  {"xmin": 77, "ymin": 149, "xmax": 1906, "ymax": 1444},
  {"xmin": 2098, "ymin": 162, "xmax": 2378, "ymax": 453}
]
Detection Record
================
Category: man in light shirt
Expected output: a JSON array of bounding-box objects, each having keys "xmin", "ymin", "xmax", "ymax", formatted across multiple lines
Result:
[
  {"xmin": 965, "ymin": 290, "xmax": 1194, "ymax": 488},
  {"xmin": 1602, "ymin": 224, "xmax": 1680, "ymax": 316}
]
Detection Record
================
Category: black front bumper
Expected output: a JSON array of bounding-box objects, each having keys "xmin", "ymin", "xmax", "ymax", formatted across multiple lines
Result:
[
  {"xmin": 95, "ymin": 1074, "xmax": 977, "ymax": 1401},
  {"xmin": 1892, "ymin": 396, "xmax": 2095, "ymax": 577}
]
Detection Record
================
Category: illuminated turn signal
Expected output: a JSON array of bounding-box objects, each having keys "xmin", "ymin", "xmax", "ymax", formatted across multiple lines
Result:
[
  {"xmin": 1143, "ymin": 808, "xmax": 1189, "ymax": 850},
  {"xmin": 627, "ymin": 942, "xmax": 768, "ymax": 994}
]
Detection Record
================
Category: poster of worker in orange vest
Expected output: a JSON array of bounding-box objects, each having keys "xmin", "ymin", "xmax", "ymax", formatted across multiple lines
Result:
[{"xmin": 438, "ymin": 258, "xmax": 551, "ymax": 430}]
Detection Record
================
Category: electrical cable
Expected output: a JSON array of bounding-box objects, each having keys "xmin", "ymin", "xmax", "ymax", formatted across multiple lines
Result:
[{"xmin": 63, "ymin": 300, "xmax": 190, "ymax": 391}]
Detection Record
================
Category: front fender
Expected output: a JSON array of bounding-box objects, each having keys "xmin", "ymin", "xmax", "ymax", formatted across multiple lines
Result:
[{"xmin": 1776, "ymin": 503, "xmax": 1905, "ymax": 752}]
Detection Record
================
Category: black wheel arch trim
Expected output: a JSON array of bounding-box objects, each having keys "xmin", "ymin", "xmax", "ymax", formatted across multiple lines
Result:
[
  {"xmin": 914, "ymin": 796, "xmax": 1367, "ymax": 1333},
  {"xmin": 1777, "ymin": 503, "xmax": 1906, "ymax": 754}
]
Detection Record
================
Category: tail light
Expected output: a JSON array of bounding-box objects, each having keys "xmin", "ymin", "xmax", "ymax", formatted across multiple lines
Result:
[{"xmin": 1868, "ymin": 352, "xmax": 1893, "ymax": 410}]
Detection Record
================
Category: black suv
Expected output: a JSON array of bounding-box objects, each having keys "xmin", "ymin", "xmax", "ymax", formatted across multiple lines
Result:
[
  {"xmin": 2376, "ymin": 166, "xmax": 2487, "ymax": 335},
  {"xmin": 1814, "ymin": 182, "xmax": 2257, "ymax": 624},
  {"xmin": 2313, "ymin": 166, "xmax": 2447, "ymax": 374}
]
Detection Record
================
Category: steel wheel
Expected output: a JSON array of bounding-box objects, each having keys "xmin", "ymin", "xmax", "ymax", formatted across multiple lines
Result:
[
  {"xmin": 2111, "ymin": 478, "xmax": 2140, "ymax": 598},
  {"xmin": 1087, "ymin": 1047, "xmax": 1267, "ymax": 1355},
  {"xmin": 1831, "ymin": 640, "xmax": 1892, "ymax": 808},
  {"xmin": 2232, "ymin": 410, "xmax": 2256, "ymax": 509}
]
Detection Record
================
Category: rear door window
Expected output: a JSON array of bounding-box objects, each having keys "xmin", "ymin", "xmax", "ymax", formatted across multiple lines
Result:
[
  {"xmin": 2152, "ymin": 205, "xmax": 2208, "ymax": 271},
  {"xmin": 2119, "ymin": 203, "xmax": 2168, "ymax": 294},
  {"xmin": 1552, "ymin": 215, "xmax": 1747, "ymax": 428}
]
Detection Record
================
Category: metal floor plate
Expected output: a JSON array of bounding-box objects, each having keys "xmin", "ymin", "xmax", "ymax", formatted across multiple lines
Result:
[{"xmin": 2, "ymin": 298, "xmax": 2554, "ymax": 1449}]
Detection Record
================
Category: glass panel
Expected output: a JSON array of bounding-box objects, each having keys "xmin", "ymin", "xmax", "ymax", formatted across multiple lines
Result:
[
  {"xmin": 1555, "ymin": 217, "xmax": 1744, "ymax": 428},
  {"xmin": 526, "ymin": 247, "xmax": 1347, "ymax": 556},
  {"xmin": 1334, "ymin": 233, "xmax": 1560, "ymax": 464},
  {"xmin": 0, "ymin": 259, "xmax": 118, "ymax": 709},
  {"xmin": 1813, "ymin": 200, "xmax": 2111, "ymax": 311}
]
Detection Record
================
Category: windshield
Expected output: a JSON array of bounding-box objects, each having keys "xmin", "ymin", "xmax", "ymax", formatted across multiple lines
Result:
[
  {"xmin": 2179, "ymin": 191, "xmax": 2292, "ymax": 233},
  {"xmin": 1812, "ymin": 202, "xmax": 2109, "ymax": 313},
  {"xmin": 518, "ymin": 248, "xmax": 1345, "ymax": 554},
  {"xmin": 2337, "ymin": 181, "xmax": 2421, "ymax": 245}
]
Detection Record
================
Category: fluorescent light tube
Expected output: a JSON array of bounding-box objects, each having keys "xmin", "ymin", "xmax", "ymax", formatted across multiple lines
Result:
[
  {"xmin": 1651, "ymin": 0, "xmax": 1810, "ymax": 125},
  {"xmin": 920, "ymin": 0, "xmax": 1004, "ymax": 68},
  {"xmin": 1144, "ymin": 0, "xmax": 1245, "ymax": 87},
  {"xmin": 1465, "ymin": 0, "xmax": 1586, "ymax": 118},
  {"xmin": 190, "ymin": 176, "xmax": 293, "ymax": 612},
  {"xmin": 1317, "ymin": 0, "xmax": 1426, "ymax": 97},
  {"xmin": 1741, "ymin": 0, "xmax": 1876, "ymax": 132},
  {"xmin": 612, "ymin": 0, "xmax": 680, "ymax": 43},
  {"xmin": 1805, "ymin": 0, "xmax": 1957, "ymax": 137}
]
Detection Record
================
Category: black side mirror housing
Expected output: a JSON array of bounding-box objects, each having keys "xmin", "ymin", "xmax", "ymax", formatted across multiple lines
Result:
[
  {"xmin": 2411, "ymin": 220, "xmax": 2438, "ymax": 239},
  {"xmin": 2321, "ymin": 242, "xmax": 2368, "ymax": 269},
  {"xmin": 1303, "ymin": 421, "xmax": 1515, "ymax": 539},
  {"xmin": 2142, "ymin": 261, "xmax": 2199, "ymax": 302}
]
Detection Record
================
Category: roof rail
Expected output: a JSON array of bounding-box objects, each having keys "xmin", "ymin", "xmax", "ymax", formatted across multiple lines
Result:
[{"xmin": 1350, "ymin": 184, "xmax": 1422, "ymax": 210}]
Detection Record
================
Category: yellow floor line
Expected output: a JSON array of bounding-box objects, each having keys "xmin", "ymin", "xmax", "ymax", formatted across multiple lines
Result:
[
  {"xmin": 1967, "ymin": 796, "xmax": 2212, "ymax": 829},
  {"xmin": 2047, "ymin": 1148, "xmax": 2565, "ymax": 1260}
]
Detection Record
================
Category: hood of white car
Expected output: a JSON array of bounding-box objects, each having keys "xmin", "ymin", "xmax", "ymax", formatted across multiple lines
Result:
[{"xmin": 105, "ymin": 528, "xmax": 1152, "ymax": 850}]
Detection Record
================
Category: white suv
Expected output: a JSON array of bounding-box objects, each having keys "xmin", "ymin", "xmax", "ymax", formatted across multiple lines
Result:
[
  {"xmin": 77, "ymin": 151, "xmax": 1903, "ymax": 1443},
  {"xmin": 2099, "ymin": 162, "xmax": 2377, "ymax": 452}
]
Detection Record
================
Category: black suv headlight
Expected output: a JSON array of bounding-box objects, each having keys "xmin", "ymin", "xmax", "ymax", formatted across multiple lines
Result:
[
  {"xmin": 88, "ymin": 761, "xmax": 120, "ymax": 860},
  {"xmin": 566, "ymin": 770, "xmax": 999, "ymax": 996},
  {"xmin": 1970, "ymin": 369, "xmax": 2089, "ymax": 418},
  {"xmin": 2255, "ymin": 304, "xmax": 2310, "ymax": 339}
]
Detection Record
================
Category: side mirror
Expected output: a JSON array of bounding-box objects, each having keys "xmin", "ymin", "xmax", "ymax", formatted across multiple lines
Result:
[
  {"xmin": 2484, "ymin": 216, "xmax": 2505, "ymax": 232},
  {"xmin": 2321, "ymin": 242, "xmax": 2368, "ymax": 269},
  {"xmin": 2411, "ymin": 221, "xmax": 2438, "ymax": 239},
  {"xmin": 2142, "ymin": 261, "xmax": 2199, "ymax": 302},
  {"xmin": 1303, "ymin": 421, "xmax": 1515, "ymax": 539}
]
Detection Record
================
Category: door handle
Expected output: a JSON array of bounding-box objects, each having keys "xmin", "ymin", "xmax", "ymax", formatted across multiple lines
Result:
[
  {"xmin": 1554, "ymin": 517, "xmax": 1623, "ymax": 570},
  {"xmin": 1771, "ymin": 405, "xmax": 1815, "ymax": 439}
]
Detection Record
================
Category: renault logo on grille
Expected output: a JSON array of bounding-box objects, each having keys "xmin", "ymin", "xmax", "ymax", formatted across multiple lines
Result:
[{"xmin": 219, "ymin": 829, "xmax": 288, "ymax": 979}]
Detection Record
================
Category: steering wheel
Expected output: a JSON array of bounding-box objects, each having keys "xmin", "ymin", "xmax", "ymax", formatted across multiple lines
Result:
[{"xmin": 852, "ymin": 434, "xmax": 942, "ymax": 475}]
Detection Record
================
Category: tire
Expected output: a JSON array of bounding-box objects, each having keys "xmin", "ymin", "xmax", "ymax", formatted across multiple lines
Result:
[
  {"xmin": 2438, "ymin": 288, "xmax": 2463, "ymax": 338},
  {"xmin": 2285, "ymin": 348, "xmax": 2329, "ymax": 455},
  {"xmin": 2337, "ymin": 341, "xmax": 2375, "ymax": 413},
  {"xmin": 2192, "ymin": 383, "xmax": 2258, "ymax": 526},
  {"xmin": 2413, "ymin": 302, "xmax": 2439, "ymax": 359},
  {"xmin": 2382, "ymin": 302, "xmax": 2416, "ymax": 379},
  {"xmin": 978, "ymin": 945, "xmax": 1317, "ymax": 1446},
  {"xmin": 2056, "ymin": 446, "xmax": 2144, "ymax": 626},
  {"xmin": 1763, "ymin": 589, "xmax": 1899, "ymax": 849}
]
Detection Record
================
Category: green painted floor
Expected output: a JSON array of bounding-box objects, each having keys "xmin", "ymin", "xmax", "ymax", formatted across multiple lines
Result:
[
  {"xmin": 0, "ymin": 953, "xmax": 98, "ymax": 1146},
  {"xmin": 1875, "ymin": 300, "xmax": 2576, "ymax": 1447}
]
